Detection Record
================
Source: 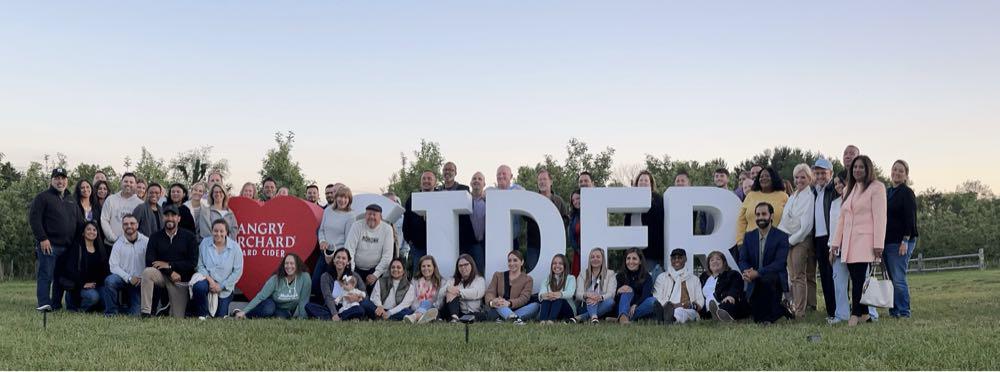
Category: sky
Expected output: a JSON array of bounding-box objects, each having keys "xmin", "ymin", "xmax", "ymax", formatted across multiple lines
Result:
[{"xmin": 2, "ymin": 1, "xmax": 998, "ymax": 194}]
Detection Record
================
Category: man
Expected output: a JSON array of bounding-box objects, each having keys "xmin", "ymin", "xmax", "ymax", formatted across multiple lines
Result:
[
  {"xmin": 843, "ymin": 145, "xmax": 860, "ymax": 169},
  {"xmin": 324, "ymin": 184, "xmax": 339, "ymax": 207},
  {"xmin": 525, "ymin": 169, "xmax": 567, "ymax": 271},
  {"xmin": 403, "ymin": 171, "xmax": 436, "ymax": 273},
  {"xmin": 713, "ymin": 168, "xmax": 730, "ymax": 189},
  {"xmin": 812, "ymin": 158, "xmax": 838, "ymax": 322},
  {"xmin": 102, "ymin": 214, "xmax": 149, "ymax": 316},
  {"xmin": 492, "ymin": 165, "xmax": 525, "ymax": 250},
  {"xmin": 749, "ymin": 164, "xmax": 763, "ymax": 182},
  {"xmin": 346, "ymin": 204, "xmax": 395, "ymax": 292},
  {"xmin": 207, "ymin": 171, "xmax": 223, "ymax": 188},
  {"xmin": 652, "ymin": 248, "xmax": 704, "ymax": 324},
  {"xmin": 673, "ymin": 171, "xmax": 692, "ymax": 187},
  {"xmin": 305, "ymin": 184, "xmax": 321, "ymax": 205},
  {"xmin": 260, "ymin": 177, "xmax": 278, "ymax": 201},
  {"xmin": 93, "ymin": 170, "xmax": 109, "ymax": 184},
  {"xmin": 468, "ymin": 172, "xmax": 488, "ymax": 273},
  {"xmin": 132, "ymin": 183, "xmax": 164, "ymax": 237},
  {"xmin": 578, "ymin": 171, "xmax": 594, "ymax": 188},
  {"xmin": 738, "ymin": 202, "xmax": 791, "ymax": 324},
  {"xmin": 435, "ymin": 162, "xmax": 469, "ymax": 191},
  {"xmin": 140, "ymin": 205, "xmax": 199, "ymax": 318},
  {"xmin": 135, "ymin": 179, "xmax": 148, "ymax": 201},
  {"xmin": 100, "ymin": 173, "xmax": 144, "ymax": 247},
  {"xmin": 29, "ymin": 167, "xmax": 82, "ymax": 311}
]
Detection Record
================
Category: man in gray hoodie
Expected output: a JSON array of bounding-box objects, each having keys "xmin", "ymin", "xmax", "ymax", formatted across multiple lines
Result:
[{"xmin": 100, "ymin": 173, "xmax": 143, "ymax": 247}]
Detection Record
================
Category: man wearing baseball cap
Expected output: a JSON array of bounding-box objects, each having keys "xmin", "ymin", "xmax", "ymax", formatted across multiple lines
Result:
[
  {"xmin": 346, "ymin": 204, "xmax": 395, "ymax": 292},
  {"xmin": 811, "ymin": 157, "xmax": 839, "ymax": 322},
  {"xmin": 140, "ymin": 203, "xmax": 200, "ymax": 318},
  {"xmin": 29, "ymin": 167, "xmax": 82, "ymax": 311}
]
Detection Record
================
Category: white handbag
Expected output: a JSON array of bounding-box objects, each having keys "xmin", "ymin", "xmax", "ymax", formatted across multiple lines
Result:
[{"xmin": 860, "ymin": 262, "xmax": 894, "ymax": 308}]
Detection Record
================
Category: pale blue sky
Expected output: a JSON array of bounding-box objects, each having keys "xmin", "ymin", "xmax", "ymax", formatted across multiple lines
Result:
[{"xmin": 2, "ymin": 1, "xmax": 998, "ymax": 193}]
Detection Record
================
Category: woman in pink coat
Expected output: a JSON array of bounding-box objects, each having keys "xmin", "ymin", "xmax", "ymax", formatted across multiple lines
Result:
[{"xmin": 830, "ymin": 155, "xmax": 887, "ymax": 326}]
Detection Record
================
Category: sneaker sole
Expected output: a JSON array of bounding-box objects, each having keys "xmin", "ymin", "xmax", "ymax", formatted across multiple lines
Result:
[
  {"xmin": 717, "ymin": 309, "xmax": 733, "ymax": 322},
  {"xmin": 418, "ymin": 309, "xmax": 437, "ymax": 324}
]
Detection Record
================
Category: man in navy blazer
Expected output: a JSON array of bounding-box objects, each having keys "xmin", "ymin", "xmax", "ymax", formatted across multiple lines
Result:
[{"xmin": 739, "ymin": 202, "xmax": 791, "ymax": 323}]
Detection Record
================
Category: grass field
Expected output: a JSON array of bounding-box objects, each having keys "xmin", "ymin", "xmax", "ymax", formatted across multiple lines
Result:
[{"xmin": 1, "ymin": 269, "xmax": 998, "ymax": 370}]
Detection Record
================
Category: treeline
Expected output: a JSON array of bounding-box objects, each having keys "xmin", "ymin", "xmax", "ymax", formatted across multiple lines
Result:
[{"xmin": 1, "ymin": 138, "xmax": 996, "ymax": 278}]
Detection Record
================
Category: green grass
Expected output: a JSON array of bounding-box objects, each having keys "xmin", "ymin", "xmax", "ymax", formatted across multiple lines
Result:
[{"xmin": 2, "ymin": 270, "xmax": 999, "ymax": 370}]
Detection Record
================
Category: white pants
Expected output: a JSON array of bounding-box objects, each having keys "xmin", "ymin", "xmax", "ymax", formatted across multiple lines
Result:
[{"xmin": 674, "ymin": 308, "xmax": 699, "ymax": 324}]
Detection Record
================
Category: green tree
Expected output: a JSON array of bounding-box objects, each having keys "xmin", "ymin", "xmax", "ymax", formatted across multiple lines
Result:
[
  {"xmin": 514, "ymin": 138, "xmax": 615, "ymax": 199},
  {"xmin": 259, "ymin": 131, "xmax": 310, "ymax": 197},
  {"xmin": 0, "ymin": 162, "xmax": 49, "ymax": 278},
  {"xmin": 0, "ymin": 153, "xmax": 21, "ymax": 191},
  {"xmin": 169, "ymin": 146, "xmax": 230, "ymax": 186},
  {"xmin": 69, "ymin": 163, "xmax": 118, "ymax": 188},
  {"xmin": 642, "ymin": 155, "xmax": 729, "ymax": 191},
  {"xmin": 387, "ymin": 139, "xmax": 445, "ymax": 203},
  {"xmin": 130, "ymin": 147, "xmax": 169, "ymax": 184}
]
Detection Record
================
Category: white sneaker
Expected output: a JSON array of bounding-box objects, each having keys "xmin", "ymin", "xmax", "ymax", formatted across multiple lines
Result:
[
  {"xmin": 827, "ymin": 317, "xmax": 843, "ymax": 325},
  {"xmin": 418, "ymin": 309, "xmax": 438, "ymax": 324},
  {"xmin": 404, "ymin": 313, "xmax": 418, "ymax": 323}
]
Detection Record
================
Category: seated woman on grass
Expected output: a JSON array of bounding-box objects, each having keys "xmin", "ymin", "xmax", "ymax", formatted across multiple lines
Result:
[
  {"xmin": 575, "ymin": 248, "xmax": 616, "ymax": 324},
  {"xmin": 439, "ymin": 254, "xmax": 486, "ymax": 322},
  {"xmin": 699, "ymin": 250, "xmax": 749, "ymax": 322},
  {"xmin": 234, "ymin": 253, "xmax": 311, "ymax": 319},
  {"xmin": 304, "ymin": 248, "xmax": 366, "ymax": 320},
  {"xmin": 404, "ymin": 255, "xmax": 446, "ymax": 324},
  {"xmin": 614, "ymin": 248, "xmax": 656, "ymax": 324},
  {"xmin": 537, "ymin": 254, "xmax": 577, "ymax": 324},
  {"xmin": 485, "ymin": 250, "xmax": 537, "ymax": 324},
  {"xmin": 362, "ymin": 258, "xmax": 415, "ymax": 321}
]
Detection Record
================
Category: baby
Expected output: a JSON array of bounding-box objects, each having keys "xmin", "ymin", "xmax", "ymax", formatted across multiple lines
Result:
[{"xmin": 334, "ymin": 275, "xmax": 367, "ymax": 321}]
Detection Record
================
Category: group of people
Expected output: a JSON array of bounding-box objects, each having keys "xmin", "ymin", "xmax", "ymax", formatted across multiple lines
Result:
[{"xmin": 29, "ymin": 144, "xmax": 919, "ymax": 326}]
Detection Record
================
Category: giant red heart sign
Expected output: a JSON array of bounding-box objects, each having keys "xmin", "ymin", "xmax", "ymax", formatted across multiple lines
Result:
[{"xmin": 228, "ymin": 196, "xmax": 323, "ymax": 300}]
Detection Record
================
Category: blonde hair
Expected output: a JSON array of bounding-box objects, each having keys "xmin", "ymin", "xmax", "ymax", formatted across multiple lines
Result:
[
  {"xmin": 583, "ymin": 248, "xmax": 608, "ymax": 293},
  {"xmin": 792, "ymin": 163, "xmax": 815, "ymax": 192}
]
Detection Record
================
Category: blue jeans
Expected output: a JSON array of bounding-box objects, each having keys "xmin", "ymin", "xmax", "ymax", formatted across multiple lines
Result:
[
  {"xmin": 339, "ymin": 305, "xmax": 365, "ymax": 320},
  {"xmin": 305, "ymin": 302, "xmax": 334, "ymax": 319},
  {"xmin": 883, "ymin": 239, "xmax": 916, "ymax": 317},
  {"xmin": 66, "ymin": 288, "xmax": 102, "ymax": 312},
  {"xmin": 312, "ymin": 256, "xmax": 328, "ymax": 303},
  {"xmin": 35, "ymin": 244, "xmax": 67, "ymax": 309},
  {"xmin": 538, "ymin": 299, "xmax": 575, "ymax": 321},
  {"xmin": 831, "ymin": 256, "xmax": 851, "ymax": 321},
  {"xmin": 246, "ymin": 298, "xmax": 292, "ymax": 319},
  {"xmin": 415, "ymin": 299, "xmax": 434, "ymax": 314},
  {"xmin": 191, "ymin": 280, "xmax": 234, "ymax": 317},
  {"xmin": 361, "ymin": 299, "xmax": 415, "ymax": 321},
  {"xmin": 617, "ymin": 293, "xmax": 657, "ymax": 320},
  {"xmin": 102, "ymin": 275, "xmax": 141, "ymax": 316},
  {"xmin": 490, "ymin": 302, "xmax": 539, "ymax": 320},
  {"xmin": 578, "ymin": 298, "xmax": 615, "ymax": 319}
]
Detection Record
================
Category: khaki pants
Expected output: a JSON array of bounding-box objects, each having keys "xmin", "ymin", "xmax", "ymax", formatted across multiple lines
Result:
[
  {"xmin": 786, "ymin": 236, "xmax": 814, "ymax": 318},
  {"xmin": 140, "ymin": 267, "xmax": 189, "ymax": 318}
]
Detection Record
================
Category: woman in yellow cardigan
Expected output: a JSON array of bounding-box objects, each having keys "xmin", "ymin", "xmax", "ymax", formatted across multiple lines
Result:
[{"xmin": 737, "ymin": 167, "xmax": 789, "ymax": 245}]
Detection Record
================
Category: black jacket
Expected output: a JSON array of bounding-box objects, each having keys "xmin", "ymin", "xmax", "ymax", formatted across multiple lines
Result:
[
  {"xmin": 61, "ymin": 241, "xmax": 110, "ymax": 290},
  {"xmin": 29, "ymin": 186, "xmax": 82, "ymax": 246},
  {"xmin": 402, "ymin": 193, "xmax": 428, "ymax": 250},
  {"xmin": 885, "ymin": 183, "xmax": 919, "ymax": 244},
  {"xmin": 145, "ymin": 228, "xmax": 200, "ymax": 281},
  {"xmin": 615, "ymin": 269, "xmax": 653, "ymax": 306},
  {"xmin": 624, "ymin": 193, "xmax": 665, "ymax": 264},
  {"xmin": 812, "ymin": 182, "xmax": 837, "ymax": 235},
  {"xmin": 698, "ymin": 269, "xmax": 746, "ymax": 304}
]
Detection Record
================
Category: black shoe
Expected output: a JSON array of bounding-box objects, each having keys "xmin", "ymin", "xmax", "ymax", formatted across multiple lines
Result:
[
  {"xmin": 140, "ymin": 312, "xmax": 152, "ymax": 319},
  {"xmin": 662, "ymin": 303, "xmax": 676, "ymax": 324},
  {"xmin": 155, "ymin": 303, "xmax": 171, "ymax": 316}
]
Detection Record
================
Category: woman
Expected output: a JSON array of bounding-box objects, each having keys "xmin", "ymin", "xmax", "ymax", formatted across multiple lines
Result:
[
  {"xmin": 575, "ymin": 248, "xmax": 617, "ymax": 324},
  {"xmin": 364, "ymin": 258, "xmax": 416, "ymax": 321},
  {"xmin": 94, "ymin": 180, "xmax": 111, "ymax": 208},
  {"xmin": 830, "ymin": 155, "xmax": 887, "ymax": 327},
  {"xmin": 185, "ymin": 182, "xmax": 207, "ymax": 224},
  {"xmin": 75, "ymin": 179, "xmax": 100, "ymax": 223},
  {"xmin": 626, "ymin": 171, "xmax": 665, "ymax": 278},
  {"xmin": 440, "ymin": 254, "xmax": 486, "ymax": 322},
  {"xmin": 777, "ymin": 163, "xmax": 815, "ymax": 319},
  {"xmin": 737, "ymin": 167, "xmax": 788, "ymax": 245},
  {"xmin": 61, "ymin": 222, "xmax": 108, "ymax": 312},
  {"xmin": 884, "ymin": 159, "xmax": 918, "ymax": 318},
  {"xmin": 405, "ymin": 255, "xmax": 446, "ymax": 324},
  {"xmin": 166, "ymin": 183, "xmax": 197, "ymax": 232},
  {"xmin": 314, "ymin": 186, "xmax": 355, "ymax": 300},
  {"xmin": 615, "ymin": 248, "xmax": 656, "ymax": 324},
  {"xmin": 192, "ymin": 219, "xmax": 244, "ymax": 318},
  {"xmin": 828, "ymin": 172, "xmax": 851, "ymax": 324},
  {"xmin": 485, "ymin": 250, "xmax": 537, "ymax": 324},
  {"xmin": 198, "ymin": 184, "xmax": 238, "ymax": 239},
  {"xmin": 235, "ymin": 253, "xmax": 311, "ymax": 319},
  {"xmin": 306, "ymin": 248, "xmax": 366, "ymax": 320},
  {"xmin": 698, "ymin": 251, "xmax": 749, "ymax": 321},
  {"xmin": 566, "ymin": 189, "xmax": 582, "ymax": 276},
  {"xmin": 239, "ymin": 182, "xmax": 257, "ymax": 199},
  {"xmin": 537, "ymin": 254, "xmax": 577, "ymax": 324}
]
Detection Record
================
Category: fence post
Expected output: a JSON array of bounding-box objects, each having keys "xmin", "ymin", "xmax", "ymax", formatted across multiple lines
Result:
[
  {"xmin": 980, "ymin": 248, "xmax": 986, "ymax": 270},
  {"xmin": 917, "ymin": 253, "xmax": 924, "ymax": 273}
]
